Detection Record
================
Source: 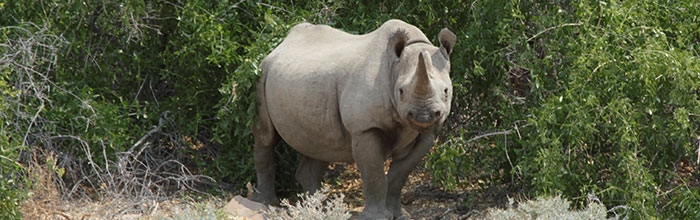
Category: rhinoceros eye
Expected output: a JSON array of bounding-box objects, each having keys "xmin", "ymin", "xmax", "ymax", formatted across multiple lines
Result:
[{"xmin": 399, "ymin": 88, "xmax": 404, "ymax": 96}]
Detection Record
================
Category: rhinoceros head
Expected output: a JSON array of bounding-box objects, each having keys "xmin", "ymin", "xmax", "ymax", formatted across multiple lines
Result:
[{"xmin": 389, "ymin": 28, "xmax": 457, "ymax": 133}]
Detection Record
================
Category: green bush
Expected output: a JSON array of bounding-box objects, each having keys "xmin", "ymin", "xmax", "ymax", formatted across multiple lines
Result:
[
  {"xmin": 2, "ymin": 0, "xmax": 699, "ymax": 219},
  {"xmin": 1, "ymin": 0, "xmax": 234, "ymax": 205},
  {"xmin": 1, "ymin": 21, "xmax": 68, "ymax": 219},
  {"xmin": 0, "ymin": 107, "xmax": 24, "ymax": 220},
  {"xmin": 521, "ymin": 1, "xmax": 700, "ymax": 218},
  {"xmin": 425, "ymin": 0, "xmax": 700, "ymax": 218}
]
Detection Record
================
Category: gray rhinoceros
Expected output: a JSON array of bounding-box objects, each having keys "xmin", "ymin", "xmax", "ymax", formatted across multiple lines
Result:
[{"xmin": 251, "ymin": 19, "xmax": 456, "ymax": 219}]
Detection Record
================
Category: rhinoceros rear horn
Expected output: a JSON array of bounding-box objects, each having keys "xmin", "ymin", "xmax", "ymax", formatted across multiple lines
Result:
[
  {"xmin": 413, "ymin": 52, "xmax": 432, "ymax": 95},
  {"xmin": 439, "ymin": 28, "xmax": 457, "ymax": 56},
  {"xmin": 388, "ymin": 29, "xmax": 409, "ymax": 59}
]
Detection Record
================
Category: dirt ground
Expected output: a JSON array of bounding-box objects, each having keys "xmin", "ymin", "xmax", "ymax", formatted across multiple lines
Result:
[
  {"xmin": 324, "ymin": 163, "xmax": 517, "ymax": 220},
  {"xmin": 21, "ymin": 160, "xmax": 519, "ymax": 220}
]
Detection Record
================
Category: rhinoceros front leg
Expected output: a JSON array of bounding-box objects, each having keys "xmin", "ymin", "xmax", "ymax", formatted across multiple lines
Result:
[
  {"xmin": 386, "ymin": 133, "xmax": 436, "ymax": 219},
  {"xmin": 296, "ymin": 155, "xmax": 328, "ymax": 193},
  {"xmin": 352, "ymin": 131, "xmax": 394, "ymax": 220}
]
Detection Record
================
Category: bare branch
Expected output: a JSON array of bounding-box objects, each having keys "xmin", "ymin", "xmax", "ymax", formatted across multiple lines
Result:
[
  {"xmin": 466, "ymin": 129, "xmax": 514, "ymax": 143},
  {"xmin": 528, "ymin": 22, "xmax": 582, "ymax": 42},
  {"xmin": 696, "ymin": 136, "xmax": 700, "ymax": 164},
  {"xmin": 466, "ymin": 122, "xmax": 531, "ymax": 144}
]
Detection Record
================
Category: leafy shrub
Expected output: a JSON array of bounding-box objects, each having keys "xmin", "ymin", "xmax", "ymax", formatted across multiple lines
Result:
[
  {"xmin": 518, "ymin": 1, "xmax": 700, "ymax": 218},
  {"xmin": 1, "ymin": 21, "xmax": 68, "ymax": 219},
  {"xmin": 1, "ymin": 0, "xmax": 240, "ymax": 208},
  {"xmin": 2, "ymin": 1, "xmax": 699, "ymax": 219},
  {"xmin": 0, "ymin": 129, "xmax": 23, "ymax": 220},
  {"xmin": 421, "ymin": 0, "xmax": 700, "ymax": 218}
]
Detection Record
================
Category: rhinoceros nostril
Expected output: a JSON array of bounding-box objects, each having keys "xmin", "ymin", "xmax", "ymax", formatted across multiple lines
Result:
[
  {"xmin": 408, "ymin": 110, "xmax": 438, "ymax": 125},
  {"xmin": 416, "ymin": 113, "xmax": 432, "ymax": 123}
]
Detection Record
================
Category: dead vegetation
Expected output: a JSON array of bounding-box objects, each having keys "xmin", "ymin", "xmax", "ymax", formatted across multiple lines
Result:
[
  {"xmin": 19, "ymin": 123, "xmax": 221, "ymax": 219},
  {"xmin": 20, "ymin": 144, "xmax": 228, "ymax": 220},
  {"xmin": 3, "ymin": 22, "xmax": 219, "ymax": 220}
]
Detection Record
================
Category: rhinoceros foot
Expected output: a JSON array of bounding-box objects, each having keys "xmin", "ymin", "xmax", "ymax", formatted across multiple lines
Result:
[
  {"xmin": 249, "ymin": 192, "xmax": 280, "ymax": 206},
  {"xmin": 393, "ymin": 208, "xmax": 411, "ymax": 220},
  {"xmin": 351, "ymin": 208, "xmax": 393, "ymax": 220}
]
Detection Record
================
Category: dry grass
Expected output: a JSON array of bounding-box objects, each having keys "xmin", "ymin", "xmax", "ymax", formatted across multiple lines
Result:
[
  {"xmin": 264, "ymin": 186, "xmax": 351, "ymax": 220},
  {"xmin": 19, "ymin": 130, "xmax": 224, "ymax": 219},
  {"xmin": 21, "ymin": 159, "xmax": 230, "ymax": 220},
  {"xmin": 22, "ymin": 194, "xmax": 232, "ymax": 220},
  {"xmin": 21, "ymin": 152, "xmax": 64, "ymax": 220}
]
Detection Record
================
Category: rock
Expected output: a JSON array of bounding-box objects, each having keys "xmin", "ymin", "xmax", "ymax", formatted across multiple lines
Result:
[{"xmin": 222, "ymin": 195, "xmax": 266, "ymax": 220}]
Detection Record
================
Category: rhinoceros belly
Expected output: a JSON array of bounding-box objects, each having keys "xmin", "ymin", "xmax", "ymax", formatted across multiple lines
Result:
[{"xmin": 265, "ymin": 74, "xmax": 354, "ymax": 162}]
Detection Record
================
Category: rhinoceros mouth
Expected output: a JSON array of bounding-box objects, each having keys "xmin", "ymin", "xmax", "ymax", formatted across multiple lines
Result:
[
  {"xmin": 407, "ymin": 110, "xmax": 439, "ymax": 132},
  {"xmin": 408, "ymin": 120, "xmax": 437, "ymax": 133},
  {"xmin": 411, "ymin": 121, "xmax": 434, "ymax": 128}
]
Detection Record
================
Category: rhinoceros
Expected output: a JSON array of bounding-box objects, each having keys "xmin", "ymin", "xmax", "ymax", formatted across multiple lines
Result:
[{"xmin": 251, "ymin": 19, "xmax": 456, "ymax": 219}]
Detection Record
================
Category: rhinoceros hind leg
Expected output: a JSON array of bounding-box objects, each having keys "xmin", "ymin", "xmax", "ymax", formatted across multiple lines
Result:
[
  {"xmin": 251, "ymin": 74, "xmax": 281, "ymax": 205},
  {"xmin": 251, "ymin": 134, "xmax": 280, "ymax": 205},
  {"xmin": 295, "ymin": 156, "xmax": 328, "ymax": 193},
  {"xmin": 251, "ymin": 123, "xmax": 281, "ymax": 205}
]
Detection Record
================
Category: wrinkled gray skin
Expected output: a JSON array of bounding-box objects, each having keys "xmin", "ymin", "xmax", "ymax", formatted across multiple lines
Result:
[{"xmin": 251, "ymin": 19, "xmax": 456, "ymax": 220}]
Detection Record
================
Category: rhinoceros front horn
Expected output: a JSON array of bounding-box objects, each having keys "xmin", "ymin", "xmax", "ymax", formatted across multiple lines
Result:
[{"xmin": 413, "ymin": 51, "xmax": 432, "ymax": 96}]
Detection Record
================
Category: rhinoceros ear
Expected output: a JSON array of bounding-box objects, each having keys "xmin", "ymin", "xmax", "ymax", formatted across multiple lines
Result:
[
  {"xmin": 438, "ymin": 28, "xmax": 457, "ymax": 56},
  {"xmin": 388, "ymin": 29, "xmax": 409, "ymax": 59}
]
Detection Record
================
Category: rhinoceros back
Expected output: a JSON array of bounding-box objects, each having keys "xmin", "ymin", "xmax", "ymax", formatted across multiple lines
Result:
[{"xmin": 260, "ymin": 23, "xmax": 374, "ymax": 162}]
